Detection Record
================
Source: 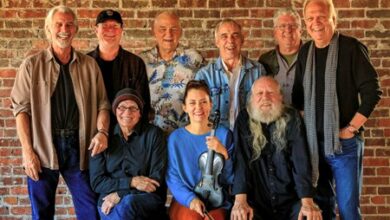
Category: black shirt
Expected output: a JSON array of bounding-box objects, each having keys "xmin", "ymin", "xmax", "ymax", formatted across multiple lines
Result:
[
  {"xmin": 88, "ymin": 46, "xmax": 151, "ymax": 132},
  {"xmin": 232, "ymin": 108, "xmax": 314, "ymax": 219},
  {"xmin": 89, "ymin": 121, "xmax": 167, "ymax": 206},
  {"xmin": 51, "ymin": 54, "xmax": 79, "ymax": 130}
]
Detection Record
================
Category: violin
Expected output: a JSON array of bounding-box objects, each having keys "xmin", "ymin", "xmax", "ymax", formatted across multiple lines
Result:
[{"xmin": 194, "ymin": 110, "xmax": 225, "ymax": 209}]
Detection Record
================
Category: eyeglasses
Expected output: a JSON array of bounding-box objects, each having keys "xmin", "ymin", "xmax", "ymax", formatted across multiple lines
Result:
[
  {"xmin": 275, "ymin": 23, "xmax": 300, "ymax": 30},
  {"xmin": 117, "ymin": 106, "xmax": 139, "ymax": 113}
]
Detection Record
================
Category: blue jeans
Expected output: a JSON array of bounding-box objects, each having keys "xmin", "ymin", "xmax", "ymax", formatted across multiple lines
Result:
[
  {"xmin": 27, "ymin": 133, "xmax": 99, "ymax": 220},
  {"xmin": 98, "ymin": 193, "xmax": 166, "ymax": 220},
  {"xmin": 317, "ymin": 135, "xmax": 363, "ymax": 220}
]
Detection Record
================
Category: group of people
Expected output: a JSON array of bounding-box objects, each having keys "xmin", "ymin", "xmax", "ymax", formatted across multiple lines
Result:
[{"xmin": 10, "ymin": 0, "xmax": 381, "ymax": 219}]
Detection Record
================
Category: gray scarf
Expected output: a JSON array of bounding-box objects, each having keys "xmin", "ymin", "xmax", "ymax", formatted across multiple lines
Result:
[{"xmin": 303, "ymin": 32, "xmax": 341, "ymax": 186}]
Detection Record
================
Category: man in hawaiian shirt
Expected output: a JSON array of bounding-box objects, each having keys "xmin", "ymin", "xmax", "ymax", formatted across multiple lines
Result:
[{"xmin": 140, "ymin": 11, "xmax": 205, "ymax": 135}]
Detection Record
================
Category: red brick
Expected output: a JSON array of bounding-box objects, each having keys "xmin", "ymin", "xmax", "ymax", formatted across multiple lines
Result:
[
  {"xmin": 379, "ymin": 187, "xmax": 390, "ymax": 194},
  {"xmin": 3, "ymin": 0, "xmax": 32, "ymax": 8},
  {"xmin": 361, "ymin": 205, "xmax": 377, "ymax": 214},
  {"xmin": 377, "ymin": 206, "xmax": 390, "ymax": 213},
  {"xmin": 221, "ymin": 9, "xmax": 249, "ymax": 18},
  {"xmin": 194, "ymin": 10, "xmax": 220, "ymax": 18},
  {"xmin": 362, "ymin": 186, "xmax": 377, "ymax": 194},
  {"xmin": 237, "ymin": 0, "xmax": 264, "ymax": 7},
  {"xmin": 0, "ymin": 69, "xmax": 16, "ymax": 77},
  {"xmin": 17, "ymin": 9, "xmax": 47, "ymax": 18},
  {"xmin": 4, "ymin": 197, "xmax": 18, "ymax": 205},
  {"xmin": 92, "ymin": 0, "xmax": 119, "ymax": 8},
  {"xmin": 371, "ymin": 196, "xmax": 386, "ymax": 204},
  {"xmin": 209, "ymin": 0, "xmax": 235, "ymax": 8},
  {"xmin": 152, "ymin": 0, "xmax": 177, "ymax": 7},
  {"xmin": 179, "ymin": 0, "xmax": 207, "ymax": 7},
  {"xmin": 377, "ymin": 167, "xmax": 390, "ymax": 175},
  {"xmin": 265, "ymin": 0, "xmax": 291, "ymax": 7},
  {"xmin": 365, "ymin": 138, "xmax": 386, "ymax": 147},
  {"xmin": 352, "ymin": 0, "xmax": 379, "ymax": 7},
  {"xmin": 351, "ymin": 20, "xmax": 378, "ymax": 29},
  {"xmin": 363, "ymin": 167, "xmax": 376, "ymax": 176},
  {"xmin": 338, "ymin": 9, "xmax": 365, "ymax": 18},
  {"xmin": 10, "ymin": 206, "xmax": 31, "ymax": 215},
  {"xmin": 363, "ymin": 158, "xmax": 389, "ymax": 166},
  {"xmin": 367, "ymin": 10, "xmax": 390, "ymax": 18},
  {"xmin": 363, "ymin": 177, "xmax": 389, "ymax": 185}
]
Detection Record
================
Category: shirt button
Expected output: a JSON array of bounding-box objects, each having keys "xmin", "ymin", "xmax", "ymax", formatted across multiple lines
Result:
[{"xmin": 272, "ymin": 196, "xmax": 276, "ymax": 200}]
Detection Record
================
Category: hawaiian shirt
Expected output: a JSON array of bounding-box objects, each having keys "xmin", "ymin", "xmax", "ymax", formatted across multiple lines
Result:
[{"xmin": 140, "ymin": 45, "xmax": 205, "ymax": 134}]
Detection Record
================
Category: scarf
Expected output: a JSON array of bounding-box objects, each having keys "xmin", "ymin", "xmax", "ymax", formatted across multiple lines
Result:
[{"xmin": 303, "ymin": 32, "xmax": 341, "ymax": 186}]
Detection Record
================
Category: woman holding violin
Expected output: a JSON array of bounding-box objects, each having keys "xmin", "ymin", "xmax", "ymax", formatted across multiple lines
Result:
[{"xmin": 166, "ymin": 80, "xmax": 234, "ymax": 220}]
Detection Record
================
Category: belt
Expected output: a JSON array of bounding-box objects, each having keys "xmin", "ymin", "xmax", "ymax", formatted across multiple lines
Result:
[{"xmin": 53, "ymin": 129, "xmax": 78, "ymax": 137}]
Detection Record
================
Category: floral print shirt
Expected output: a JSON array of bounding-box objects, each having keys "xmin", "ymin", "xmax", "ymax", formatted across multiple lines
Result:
[{"xmin": 140, "ymin": 45, "xmax": 205, "ymax": 134}]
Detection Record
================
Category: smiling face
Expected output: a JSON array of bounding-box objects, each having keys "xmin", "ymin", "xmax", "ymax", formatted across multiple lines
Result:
[
  {"xmin": 48, "ymin": 11, "xmax": 77, "ymax": 50},
  {"xmin": 304, "ymin": 0, "xmax": 336, "ymax": 48},
  {"xmin": 274, "ymin": 14, "xmax": 302, "ymax": 55},
  {"xmin": 153, "ymin": 12, "xmax": 182, "ymax": 54},
  {"xmin": 215, "ymin": 21, "xmax": 243, "ymax": 61},
  {"xmin": 95, "ymin": 19, "xmax": 123, "ymax": 49},
  {"xmin": 115, "ymin": 100, "xmax": 141, "ymax": 131},
  {"xmin": 250, "ymin": 77, "xmax": 284, "ymax": 124},
  {"xmin": 183, "ymin": 89, "xmax": 212, "ymax": 125}
]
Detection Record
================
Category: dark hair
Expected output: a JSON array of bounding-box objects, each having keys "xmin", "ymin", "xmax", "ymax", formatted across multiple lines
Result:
[{"xmin": 183, "ymin": 80, "xmax": 211, "ymax": 104}]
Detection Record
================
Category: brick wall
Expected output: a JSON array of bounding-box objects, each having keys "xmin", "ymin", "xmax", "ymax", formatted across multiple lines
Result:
[{"xmin": 0, "ymin": 0, "xmax": 389, "ymax": 219}]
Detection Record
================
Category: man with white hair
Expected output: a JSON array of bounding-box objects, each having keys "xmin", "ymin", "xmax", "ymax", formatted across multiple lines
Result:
[
  {"xmin": 231, "ymin": 76, "xmax": 322, "ymax": 220},
  {"xmin": 196, "ymin": 19, "xmax": 266, "ymax": 130},
  {"xmin": 11, "ymin": 6, "xmax": 110, "ymax": 219},
  {"xmin": 292, "ymin": 0, "xmax": 381, "ymax": 219}
]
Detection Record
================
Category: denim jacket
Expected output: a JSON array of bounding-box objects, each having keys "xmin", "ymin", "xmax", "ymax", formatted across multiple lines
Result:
[{"xmin": 195, "ymin": 56, "xmax": 266, "ymax": 128}]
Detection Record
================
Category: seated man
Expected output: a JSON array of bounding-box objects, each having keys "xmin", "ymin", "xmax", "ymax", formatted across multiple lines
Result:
[
  {"xmin": 231, "ymin": 76, "xmax": 322, "ymax": 220},
  {"xmin": 89, "ymin": 88, "xmax": 167, "ymax": 220}
]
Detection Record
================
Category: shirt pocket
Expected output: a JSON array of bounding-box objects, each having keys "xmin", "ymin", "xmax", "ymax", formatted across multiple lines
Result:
[{"xmin": 33, "ymin": 80, "xmax": 48, "ymax": 105}]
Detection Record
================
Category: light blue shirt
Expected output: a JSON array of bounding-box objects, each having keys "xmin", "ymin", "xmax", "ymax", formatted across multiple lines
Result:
[{"xmin": 195, "ymin": 56, "xmax": 266, "ymax": 129}]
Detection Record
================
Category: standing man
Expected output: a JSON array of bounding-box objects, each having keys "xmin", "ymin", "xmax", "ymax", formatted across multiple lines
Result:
[
  {"xmin": 231, "ymin": 77, "xmax": 322, "ymax": 220},
  {"xmin": 88, "ymin": 9, "xmax": 151, "ymax": 130},
  {"xmin": 140, "ymin": 11, "xmax": 205, "ymax": 135},
  {"xmin": 11, "ymin": 6, "xmax": 110, "ymax": 220},
  {"xmin": 196, "ymin": 19, "xmax": 266, "ymax": 130},
  {"xmin": 259, "ymin": 8, "xmax": 302, "ymax": 105},
  {"xmin": 292, "ymin": 0, "xmax": 382, "ymax": 219}
]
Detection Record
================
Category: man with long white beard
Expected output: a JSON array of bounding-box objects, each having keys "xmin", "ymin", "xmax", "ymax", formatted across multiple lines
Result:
[{"xmin": 231, "ymin": 76, "xmax": 322, "ymax": 220}]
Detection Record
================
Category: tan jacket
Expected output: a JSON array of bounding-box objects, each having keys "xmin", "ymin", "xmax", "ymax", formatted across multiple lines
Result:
[{"xmin": 11, "ymin": 47, "xmax": 110, "ymax": 170}]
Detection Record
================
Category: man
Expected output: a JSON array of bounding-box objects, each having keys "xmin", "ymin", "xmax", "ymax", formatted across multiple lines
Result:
[
  {"xmin": 259, "ymin": 8, "xmax": 302, "ymax": 105},
  {"xmin": 10, "ymin": 6, "xmax": 110, "ymax": 219},
  {"xmin": 88, "ymin": 9, "xmax": 150, "ymax": 131},
  {"xmin": 140, "ymin": 11, "xmax": 205, "ymax": 134},
  {"xmin": 231, "ymin": 76, "xmax": 322, "ymax": 220},
  {"xmin": 196, "ymin": 19, "xmax": 266, "ymax": 130},
  {"xmin": 90, "ymin": 88, "xmax": 167, "ymax": 219},
  {"xmin": 292, "ymin": 0, "xmax": 382, "ymax": 219}
]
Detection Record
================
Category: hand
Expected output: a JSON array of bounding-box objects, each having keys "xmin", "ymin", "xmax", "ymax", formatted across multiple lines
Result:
[
  {"xmin": 206, "ymin": 136, "xmax": 228, "ymax": 159},
  {"xmin": 22, "ymin": 149, "xmax": 42, "ymax": 181},
  {"xmin": 101, "ymin": 192, "xmax": 121, "ymax": 215},
  {"xmin": 339, "ymin": 127, "xmax": 355, "ymax": 139},
  {"xmin": 231, "ymin": 194, "xmax": 253, "ymax": 220},
  {"xmin": 89, "ymin": 132, "xmax": 108, "ymax": 157},
  {"xmin": 189, "ymin": 198, "xmax": 205, "ymax": 217},
  {"xmin": 298, "ymin": 198, "xmax": 322, "ymax": 220},
  {"xmin": 131, "ymin": 176, "xmax": 160, "ymax": 193}
]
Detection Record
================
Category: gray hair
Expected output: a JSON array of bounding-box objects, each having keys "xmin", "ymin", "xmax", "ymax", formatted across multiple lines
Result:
[
  {"xmin": 303, "ymin": 0, "xmax": 337, "ymax": 24},
  {"xmin": 214, "ymin": 19, "xmax": 243, "ymax": 41},
  {"xmin": 44, "ymin": 5, "xmax": 78, "ymax": 40},
  {"xmin": 153, "ymin": 10, "xmax": 181, "ymax": 29},
  {"xmin": 273, "ymin": 8, "xmax": 301, "ymax": 28}
]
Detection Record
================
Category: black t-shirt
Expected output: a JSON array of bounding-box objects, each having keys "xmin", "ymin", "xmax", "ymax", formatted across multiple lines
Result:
[
  {"xmin": 51, "ymin": 55, "xmax": 79, "ymax": 130},
  {"xmin": 314, "ymin": 46, "xmax": 328, "ymax": 140}
]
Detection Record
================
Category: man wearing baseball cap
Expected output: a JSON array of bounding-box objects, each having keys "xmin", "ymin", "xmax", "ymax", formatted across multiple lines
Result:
[
  {"xmin": 88, "ymin": 9, "xmax": 151, "ymax": 133},
  {"xmin": 89, "ymin": 88, "xmax": 167, "ymax": 219}
]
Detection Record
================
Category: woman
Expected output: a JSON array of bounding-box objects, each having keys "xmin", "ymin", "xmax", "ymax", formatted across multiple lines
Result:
[{"xmin": 166, "ymin": 80, "xmax": 234, "ymax": 220}]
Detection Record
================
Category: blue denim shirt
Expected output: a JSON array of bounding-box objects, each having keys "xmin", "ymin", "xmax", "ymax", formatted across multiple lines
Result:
[{"xmin": 195, "ymin": 56, "xmax": 266, "ymax": 128}]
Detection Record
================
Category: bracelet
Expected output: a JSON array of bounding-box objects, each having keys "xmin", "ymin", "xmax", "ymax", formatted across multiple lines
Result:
[{"xmin": 97, "ymin": 129, "xmax": 109, "ymax": 138}]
